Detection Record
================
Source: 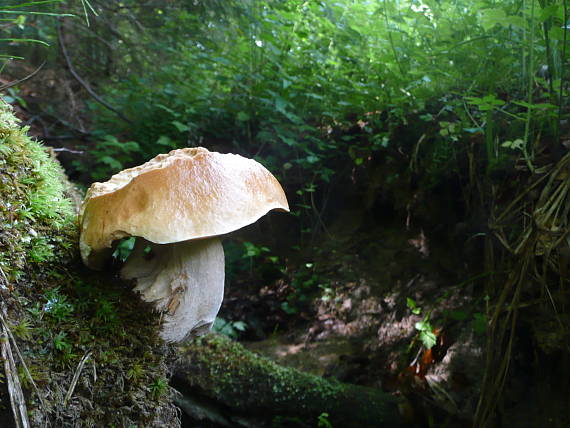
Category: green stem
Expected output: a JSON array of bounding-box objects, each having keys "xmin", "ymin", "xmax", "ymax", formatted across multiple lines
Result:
[
  {"xmin": 523, "ymin": 0, "xmax": 536, "ymax": 173},
  {"xmin": 383, "ymin": 0, "xmax": 405, "ymax": 77},
  {"xmin": 558, "ymin": 0, "xmax": 568, "ymax": 143}
]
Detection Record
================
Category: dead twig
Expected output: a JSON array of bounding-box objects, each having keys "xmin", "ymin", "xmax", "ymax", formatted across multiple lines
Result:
[
  {"xmin": 51, "ymin": 147, "xmax": 85, "ymax": 155},
  {"xmin": 1, "ymin": 311, "xmax": 30, "ymax": 428},
  {"xmin": 64, "ymin": 350, "xmax": 92, "ymax": 406},
  {"xmin": 0, "ymin": 265, "xmax": 9, "ymax": 291},
  {"xmin": 0, "ymin": 61, "xmax": 46, "ymax": 91},
  {"xmin": 0, "ymin": 307, "xmax": 47, "ymax": 410},
  {"xmin": 56, "ymin": 19, "xmax": 132, "ymax": 125}
]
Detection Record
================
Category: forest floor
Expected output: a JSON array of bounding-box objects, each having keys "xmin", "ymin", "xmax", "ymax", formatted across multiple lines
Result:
[
  {"xmin": 218, "ymin": 189, "xmax": 568, "ymax": 427},
  {"xmin": 218, "ymin": 205, "xmax": 487, "ymax": 426}
]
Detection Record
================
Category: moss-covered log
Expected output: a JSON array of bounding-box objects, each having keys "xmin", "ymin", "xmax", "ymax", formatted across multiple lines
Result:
[{"xmin": 174, "ymin": 334, "xmax": 404, "ymax": 428}]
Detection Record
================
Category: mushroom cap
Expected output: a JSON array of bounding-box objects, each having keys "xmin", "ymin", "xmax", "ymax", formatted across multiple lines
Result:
[{"xmin": 79, "ymin": 147, "xmax": 289, "ymax": 268}]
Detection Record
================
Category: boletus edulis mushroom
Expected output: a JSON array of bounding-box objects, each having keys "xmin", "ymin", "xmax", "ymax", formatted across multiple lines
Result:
[{"xmin": 79, "ymin": 147, "xmax": 289, "ymax": 342}]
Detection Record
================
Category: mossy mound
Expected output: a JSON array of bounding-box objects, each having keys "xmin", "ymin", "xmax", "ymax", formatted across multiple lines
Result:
[
  {"xmin": 0, "ymin": 102, "xmax": 75, "ymax": 280},
  {"xmin": 0, "ymin": 100, "xmax": 179, "ymax": 427}
]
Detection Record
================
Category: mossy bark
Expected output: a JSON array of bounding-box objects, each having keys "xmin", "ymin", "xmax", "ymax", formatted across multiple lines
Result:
[{"xmin": 175, "ymin": 334, "xmax": 404, "ymax": 428}]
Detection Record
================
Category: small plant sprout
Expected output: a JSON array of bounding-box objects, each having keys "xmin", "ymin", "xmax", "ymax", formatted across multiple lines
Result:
[{"xmin": 149, "ymin": 377, "xmax": 168, "ymax": 400}]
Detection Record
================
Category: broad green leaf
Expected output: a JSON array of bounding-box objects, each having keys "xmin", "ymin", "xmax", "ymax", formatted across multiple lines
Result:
[
  {"xmin": 549, "ymin": 26, "xmax": 566, "ymax": 41},
  {"xmin": 539, "ymin": 5, "xmax": 562, "ymax": 22},
  {"xmin": 502, "ymin": 16, "xmax": 527, "ymax": 29},
  {"xmin": 480, "ymin": 8, "xmax": 507, "ymax": 31},
  {"xmin": 420, "ymin": 330, "xmax": 437, "ymax": 349},
  {"xmin": 513, "ymin": 101, "xmax": 557, "ymax": 110}
]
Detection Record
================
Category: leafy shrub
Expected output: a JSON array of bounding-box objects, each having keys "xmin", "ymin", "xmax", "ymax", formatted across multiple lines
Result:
[{"xmin": 72, "ymin": 135, "xmax": 141, "ymax": 181}]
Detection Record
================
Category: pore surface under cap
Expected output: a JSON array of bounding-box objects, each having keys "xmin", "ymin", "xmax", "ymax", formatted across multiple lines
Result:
[{"xmin": 79, "ymin": 147, "xmax": 289, "ymax": 266}]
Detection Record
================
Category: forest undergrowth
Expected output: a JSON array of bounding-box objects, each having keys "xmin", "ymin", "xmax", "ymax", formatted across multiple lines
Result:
[{"xmin": 1, "ymin": 0, "xmax": 569, "ymax": 427}]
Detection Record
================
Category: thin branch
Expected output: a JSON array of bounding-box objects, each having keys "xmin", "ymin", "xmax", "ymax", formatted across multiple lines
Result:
[
  {"xmin": 0, "ymin": 61, "xmax": 45, "ymax": 91},
  {"xmin": 1, "ymin": 327, "xmax": 29, "ymax": 428},
  {"xmin": 56, "ymin": 19, "xmax": 132, "ymax": 124},
  {"xmin": 0, "ymin": 309, "xmax": 47, "ymax": 410},
  {"xmin": 51, "ymin": 147, "xmax": 85, "ymax": 154},
  {"xmin": 42, "ymin": 134, "xmax": 90, "ymax": 141}
]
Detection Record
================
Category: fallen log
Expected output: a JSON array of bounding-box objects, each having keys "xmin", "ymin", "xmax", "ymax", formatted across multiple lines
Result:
[{"xmin": 173, "ymin": 334, "xmax": 404, "ymax": 428}]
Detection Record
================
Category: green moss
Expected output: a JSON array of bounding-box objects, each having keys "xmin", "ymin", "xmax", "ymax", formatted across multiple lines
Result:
[
  {"xmin": 0, "ymin": 100, "xmax": 75, "ymax": 280},
  {"xmin": 191, "ymin": 334, "xmax": 344, "ymax": 402}
]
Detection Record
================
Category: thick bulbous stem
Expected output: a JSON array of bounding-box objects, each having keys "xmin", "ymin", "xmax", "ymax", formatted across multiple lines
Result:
[{"xmin": 121, "ymin": 237, "xmax": 225, "ymax": 342}]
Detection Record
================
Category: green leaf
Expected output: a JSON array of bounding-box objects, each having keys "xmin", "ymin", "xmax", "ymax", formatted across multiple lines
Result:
[
  {"xmin": 539, "ymin": 5, "xmax": 562, "ymax": 22},
  {"xmin": 480, "ymin": 8, "xmax": 507, "ymax": 31},
  {"xmin": 157, "ymin": 135, "xmax": 174, "ymax": 147},
  {"xmin": 280, "ymin": 136, "xmax": 297, "ymax": 146},
  {"xmin": 463, "ymin": 127, "xmax": 483, "ymax": 134},
  {"xmin": 3, "ymin": 1, "xmax": 63, "ymax": 9},
  {"xmin": 420, "ymin": 330, "xmax": 437, "ymax": 349},
  {"xmin": 233, "ymin": 321, "xmax": 247, "ymax": 331},
  {"xmin": 275, "ymin": 96, "xmax": 288, "ymax": 113},
  {"xmin": 473, "ymin": 313, "xmax": 487, "ymax": 335},
  {"xmin": 281, "ymin": 301, "xmax": 298, "ymax": 314},
  {"xmin": 0, "ymin": 37, "xmax": 49, "ymax": 46},
  {"xmin": 99, "ymin": 156, "xmax": 122, "ymax": 170},
  {"xmin": 122, "ymin": 141, "xmax": 140, "ymax": 152},
  {"xmin": 172, "ymin": 120, "xmax": 189, "ymax": 132},
  {"xmin": 502, "ymin": 16, "xmax": 527, "ymax": 29},
  {"xmin": 501, "ymin": 139, "xmax": 524, "ymax": 150},
  {"xmin": 406, "ymin": 297, "xmax": 422, "ymax": 315},
  {"xmin": 306, "ymin": 155, "xmax": 319, "ymax": 164},
  {"xmin": 0, "ymin": 10, "xmax": 73, "ymax": 17},
  {"xmin": 415, "ymin": 320, "xmax": 431, "ymax": 332},
  {"xmin": 549, "ymin": 26, "xmax": 566, "ymax": 41},
  {"xmin": 513, "ymin": 100, "xmax": 557, "ymax": 110},
  {"xmin": 237, "ymin": 111, "xmax": 250, "ymax": 121}
]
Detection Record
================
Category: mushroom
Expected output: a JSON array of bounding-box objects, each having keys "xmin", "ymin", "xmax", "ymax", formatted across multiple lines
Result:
[{"xmin": 79, "ymin": 147, "xmax": 289, "ymax": 342}]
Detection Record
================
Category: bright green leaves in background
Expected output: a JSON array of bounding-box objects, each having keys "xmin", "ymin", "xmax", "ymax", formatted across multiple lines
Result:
[
  {"xmin": 70, "ymin": 0, "xmax": 566, "ymax": 177},
  {"xmin": 3, "ymin": 0, "xmax": 569, "ymax": 199}
]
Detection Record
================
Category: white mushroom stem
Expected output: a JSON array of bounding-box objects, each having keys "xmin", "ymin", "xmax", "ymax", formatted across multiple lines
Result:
[{"xmin": 120, "ymin": 237, "xmax": 225, "ymax": 342}]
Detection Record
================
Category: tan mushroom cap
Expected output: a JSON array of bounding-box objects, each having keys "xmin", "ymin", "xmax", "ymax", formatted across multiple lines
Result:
[{"xmin": 79, "ymin": 147, "xmax": 289, "ymax": 267}]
